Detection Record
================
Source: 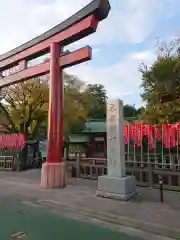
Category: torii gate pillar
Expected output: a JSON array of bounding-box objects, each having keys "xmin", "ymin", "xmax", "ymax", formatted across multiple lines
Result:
[{"xmin": 41, "ymin": 43, "xmax": 65, "ymax": 188}]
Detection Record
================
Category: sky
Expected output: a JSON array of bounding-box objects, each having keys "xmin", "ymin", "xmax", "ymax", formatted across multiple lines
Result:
[{"xmin": 0, "ymin": 0, "xmax": 180, "ymax": 108}]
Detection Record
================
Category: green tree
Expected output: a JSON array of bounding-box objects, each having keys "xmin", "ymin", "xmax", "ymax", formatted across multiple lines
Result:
[
  {"xmin": 0, "ymin": 73, "xmax": 88, "ymax": 139},
  {"xmin": 0, "ymin": 72, "xmax": 110, "ymax": 139},
  {"xmin": 63, "ymin": 73, "xmax": 88, "ymax": 136},
  {"xmin": 139, "ymin": 39, "xmax": 180, "ymax": 123},
  {"xmin": 123, "ymin": 104, "xmax": 138, "ymax": 118},
  {"xmin": 0, "ymin": 78, "xmax": 49, "ymax": 138},
  {"xmin": 83, "ymin": 84, "xmax": 107, "ymax": 119}
]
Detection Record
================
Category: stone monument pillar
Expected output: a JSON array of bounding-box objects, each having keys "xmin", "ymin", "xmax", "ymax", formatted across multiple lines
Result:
[{"xmin": 96, "ymin": 99, "xmax": 136, "ymax": 201}]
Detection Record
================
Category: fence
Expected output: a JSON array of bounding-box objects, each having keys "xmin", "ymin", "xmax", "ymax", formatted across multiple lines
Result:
[
  {"xmin": 66, "ymin": 122, "xmax": 180, "ymax": 191},
  {"xmin": 127, "ymin": 123, "xmax": 180, "ymax": 163},
  {"xmin": 66, "ymin": 154, "xmax": 180, "ymax": 191}
]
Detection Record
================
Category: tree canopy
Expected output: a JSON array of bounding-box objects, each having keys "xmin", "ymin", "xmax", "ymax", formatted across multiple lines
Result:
[
  {"xmin": 83, "ymin": 84, "xmax": 107, "ymax": 119},
  {"xmin": 139, "ymin": 39, "xmax": 180, "ymax": 123},
  {"xmin": 0, "ymin": 78, "xmax": 49, "ymax": 137},
  {"xmin": 0, "ymin": 74, "xmax": 109, "ymax": 139},
  {"xmin": 0, "ymin": 69, "xmax": 147, "ymax": 140},
  {"xmin": 123, "ymin": 104, "xmax": 137, "ymax": 118}
]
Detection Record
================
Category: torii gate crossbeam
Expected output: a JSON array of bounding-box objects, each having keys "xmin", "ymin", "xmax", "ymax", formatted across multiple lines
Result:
[{"xmin": 0, "ymin": 0, "xmax": 111, "ymax": 188}]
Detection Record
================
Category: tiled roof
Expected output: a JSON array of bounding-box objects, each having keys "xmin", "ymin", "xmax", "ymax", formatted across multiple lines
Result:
[
  {"xmin": 68, "ymin": 134, "xmax": 91, "ymax": 143},
  {"xmin": 68, "ymin": 118, "xmax": 141, "ymax": 142},
  {"xmin": 83, "ymin": 121, "xmax": 106, "ymax": 133},
  {"xmin": 83, "ymin": 119, "xmax": 130, "ymax": 133}
]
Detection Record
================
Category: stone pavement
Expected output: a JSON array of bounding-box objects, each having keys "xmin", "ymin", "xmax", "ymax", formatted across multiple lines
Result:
[{"xmin": 0, "ymin": 170, "xmax": 179, "ymax": 239}]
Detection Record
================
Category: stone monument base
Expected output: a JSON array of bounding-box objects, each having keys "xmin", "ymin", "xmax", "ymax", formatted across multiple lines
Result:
[
  {"xmin": 96, "ymin": 175, "xmax": 136, "ymax": 201},
  {"xmin": 41, "ymin": 162, "xmax": 66, "ymax": 189}
]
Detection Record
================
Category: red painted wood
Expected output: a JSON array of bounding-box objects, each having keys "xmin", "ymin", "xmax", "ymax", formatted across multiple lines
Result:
[
  {"xmin": 0, "ymin": 61, "xmax": 49, "ymax": 87},
  {"xmin": 0, "ymin": 47, "xmax": 92, "ymax": 87},
  {"xmin": 46, "ymin": 43, "xmax": 63, "ymax": 163},
  {"xmin": 0, "ymin": 15, "xmax": 97, "ymax": 69},
  {"xmin": 60, "ymin": 47, "xmax": 92, "ymax": 69}
]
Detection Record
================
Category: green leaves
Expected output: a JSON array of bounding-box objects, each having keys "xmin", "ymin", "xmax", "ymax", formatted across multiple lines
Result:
[
  {"xmin": 139, "ymin": 39, "xmax": 180, "ymax": 123},
  {"xmin": 0, "ymin": 78, "xmax": 49, "ymax": 138},
  {"xmin": 83, "ymin": 84, "xmax": 107, "ymax": 119},
  {"xmin": 0, "ymin": 73, "xmax": 109, "ymax": 139}
]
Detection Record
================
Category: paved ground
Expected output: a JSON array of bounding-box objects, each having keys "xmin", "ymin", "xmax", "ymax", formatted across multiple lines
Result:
[
  {"xmin": 0, "ymin": 170, "xmax": 179, "ymax": 239},
  {"xmin": 0, "ymin": 198, "xmax": 137, "ymax": 240}
]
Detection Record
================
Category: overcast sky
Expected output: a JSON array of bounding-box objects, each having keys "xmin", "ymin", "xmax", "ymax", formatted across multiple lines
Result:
[{"xmin": 1, "ymin": 0, "xmax": 180, "ymax": 107}]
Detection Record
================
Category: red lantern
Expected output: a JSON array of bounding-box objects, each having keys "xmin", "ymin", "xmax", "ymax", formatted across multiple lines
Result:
[
  {"xmin": 176, "ymin": 123, "xmax": 180, "ymax": 146},
  {"xmin": 154, "ymin": 125, "xmax": 161, "ymax": 141},
  {"xmin": 124, "ymin": 124, "xmax": 129, "ymax": 145},
  {"xmin": 129, "ymin": 123, "xmax": 135, "ymax": 141},
  {"xmin": 147, "ymin": 125, "xmax": 155, "ymax": 149},
  {"xmin": 162, "ymin": 123, "xmax": 170, "ymax": 149},
  {"xmin": 169, "ymin": 125, "xmax": 176, "ymax": 148},
  {"xmin": 135, "ymin": 123, "xmax": 143, "ymax": 148}
]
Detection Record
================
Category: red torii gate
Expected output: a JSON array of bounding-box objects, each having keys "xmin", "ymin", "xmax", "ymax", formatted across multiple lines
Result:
[{"xmin": 0, "ymin": 0, "xmax": 110, "ymax": 188}]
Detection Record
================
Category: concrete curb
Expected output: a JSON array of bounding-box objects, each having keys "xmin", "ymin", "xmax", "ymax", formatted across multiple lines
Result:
[{"xmin": 33, "ymin": 200, "xmax": 180, "ymax": 239}]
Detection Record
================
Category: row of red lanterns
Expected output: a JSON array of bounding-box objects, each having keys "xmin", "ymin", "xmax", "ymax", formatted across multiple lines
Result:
[
  {"xmin": 0, "ymin": 124, "xmax": 179, "ymax": 150},
  {"xmin": 0, "ymin": 134, "xmax": 25, "ymax": 149},
  {"xmin": 124, "ymin": 123, "xmax": 180, "ymax": 149}
]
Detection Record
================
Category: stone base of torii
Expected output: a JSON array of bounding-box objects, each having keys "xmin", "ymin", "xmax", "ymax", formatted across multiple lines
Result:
[{"xmin": 41, "ymin": 162, "xmax": 66, "ymax": 189}]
